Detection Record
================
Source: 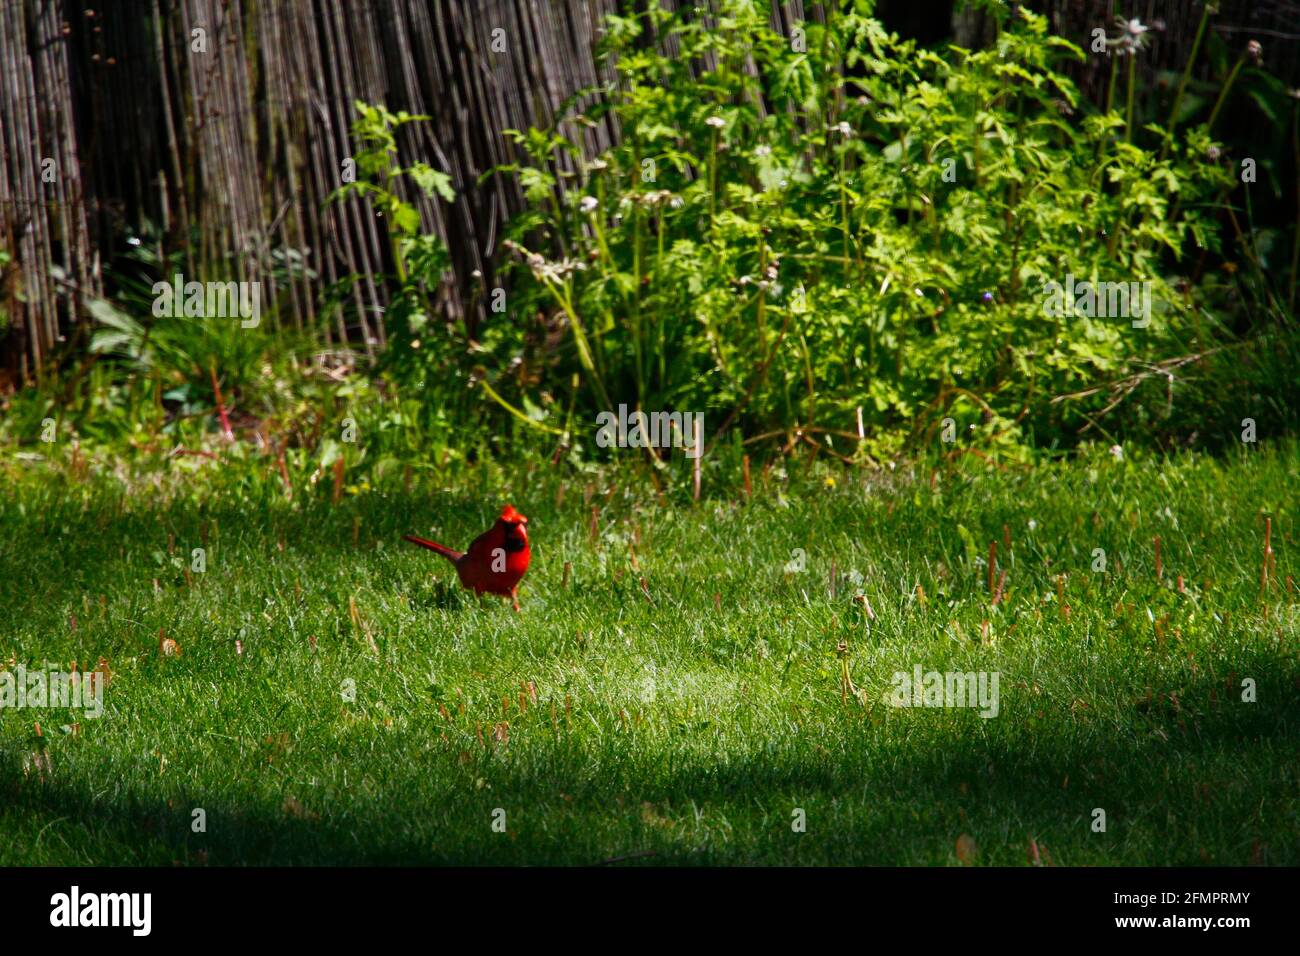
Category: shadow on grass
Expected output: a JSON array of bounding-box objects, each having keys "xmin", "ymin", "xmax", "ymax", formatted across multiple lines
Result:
[
  {"xmin": 0, "ymin": 494, "xmax": 479, "ymax": 630},
  {"xmin": 5, "ymin": 664, "xmax": 1298, "ymax": 866}
]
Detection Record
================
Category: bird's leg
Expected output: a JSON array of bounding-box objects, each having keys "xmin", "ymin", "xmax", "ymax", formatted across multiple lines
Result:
[{"xmin": 511, "ymin": 587, "xmax": 520, "ymax": 613}]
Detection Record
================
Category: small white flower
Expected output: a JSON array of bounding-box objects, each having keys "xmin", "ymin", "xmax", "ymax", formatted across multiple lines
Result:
[
  {"xmin": 536, "ymin": 258, "xmax": 586, "ymax": 283},
  {"xmin": 579, "ymin": 195, "xmax": 599, "ymax": 214},
  {"xmin": 831, "ymin": 121, "xmax": 853, "ymax": 136},
  {"xmin": 588, "ymin": 158, "xmax": 609, "ymax": 171},
  {"xmin": 1109, "ymin": 444, "xmax": 1124, "ymax": 460},
  {"xmin": 1027, "ymin": 519, "xmax": 1038, "ymax": 532},
  {"xmin": 1113, "ymin": 16, "xmax": 1150, "ymax": 55},
  {"xmin": 127, "ymin": 236, "xmax": 141, "ymax": 247},
  {"xmin": 755, "ymin": 144, "xmax": 772, "ymax": 157},
  {"xmin": 705, "ymin": 116, "xmax": 726, "ymax": 129}
]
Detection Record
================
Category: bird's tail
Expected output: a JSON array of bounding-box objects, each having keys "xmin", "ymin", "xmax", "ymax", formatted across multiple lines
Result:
[{"xmin": 402, "ymin": 534, "xmax": 463, "ymax": 563}]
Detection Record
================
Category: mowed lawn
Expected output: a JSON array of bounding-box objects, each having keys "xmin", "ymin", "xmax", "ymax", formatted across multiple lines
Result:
[{"xmin": 1, "ymin": 445, "xmax": 1298, "ymax": 865}]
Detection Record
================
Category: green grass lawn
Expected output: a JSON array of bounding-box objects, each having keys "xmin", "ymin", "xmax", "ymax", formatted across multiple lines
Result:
[{"xmin": 2, "ymin": 445, "xmax": 1298, "ymax": 865}]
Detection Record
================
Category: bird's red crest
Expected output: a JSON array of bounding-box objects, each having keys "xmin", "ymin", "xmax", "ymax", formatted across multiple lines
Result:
[{"xmin": 500, "ymin": 504, "xmax": 528, "ymax": 524}]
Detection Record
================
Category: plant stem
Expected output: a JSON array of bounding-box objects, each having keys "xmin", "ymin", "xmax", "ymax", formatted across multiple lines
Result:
[
  {"xmin": 543, "ymin": 276, "xmax": 612, "ymax": 410},
  {"xmin": 1104, "ymin": 50, "xmax": 1119, "ymax": 116},
  {"xmin": 1167, "ymin": 2, "xmax": 1212, "ymax": 135},
  {"xmin": 1206, "ymin": 53, "xmax": 1248, "ymax": 133},
  {"xmin": 839, "ymin": 146, "xmax": 850, "ymax": 263},
  {"xmin": 633, "ymin": 197, "xmax": 644, "ymax": 406},
  {"xmin": 1291, "ymin": 99, "xmax": 1300, "ymax": 314},
  {"xmin": 709, "ymin": 129, "xmax": 719, "ymax": 238},
  {"xmin": 656, "ymin": 211, "xmax": 667, "ymax": 392},
  {"xmin": 1125, "ymin": 52, "xmax": 1136, "ymax": 143}
]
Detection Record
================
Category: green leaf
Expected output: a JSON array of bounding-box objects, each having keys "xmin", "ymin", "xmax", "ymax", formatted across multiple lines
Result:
[{"xmin": 407, "ymin": 165, "xmax": 455, "ymax": 202}]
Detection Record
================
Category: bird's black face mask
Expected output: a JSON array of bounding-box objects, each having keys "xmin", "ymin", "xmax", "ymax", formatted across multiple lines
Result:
[{"xmin": 502, "ymin": 522, "xmax": 527, "ymax": 553}]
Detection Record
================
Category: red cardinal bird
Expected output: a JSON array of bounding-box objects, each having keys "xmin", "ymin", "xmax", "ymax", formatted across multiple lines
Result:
[{"xmin": 404, "ymin": 505, "xmax": 531, "ymax": 611}]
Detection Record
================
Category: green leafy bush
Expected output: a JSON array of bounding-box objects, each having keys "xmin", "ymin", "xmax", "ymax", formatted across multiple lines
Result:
[{"xmin": 482, "ymin": 0, "xmax": 1272, "ymax": 460}]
